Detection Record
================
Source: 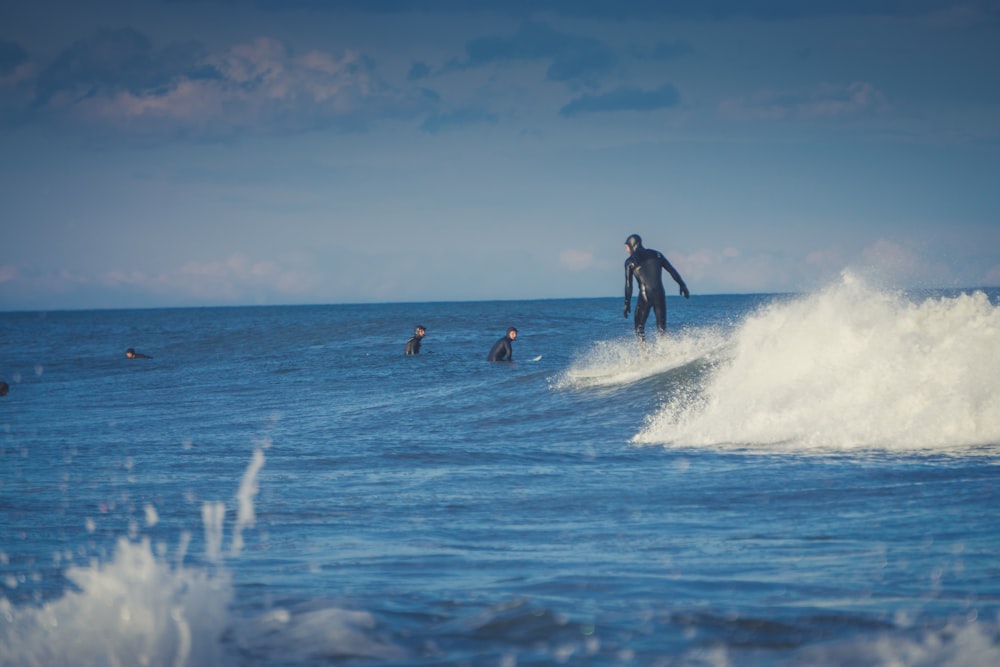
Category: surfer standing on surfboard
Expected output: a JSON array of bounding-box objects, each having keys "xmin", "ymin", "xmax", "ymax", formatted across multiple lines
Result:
[{"xmin": 623, "ymin": 234, "xmax": 689, "ymax": 341}]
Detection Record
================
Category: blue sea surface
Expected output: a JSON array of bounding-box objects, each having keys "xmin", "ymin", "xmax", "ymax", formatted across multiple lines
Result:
[{"xmin": 1, "ymin": 276, "xmax": 999, "ymax": 666}]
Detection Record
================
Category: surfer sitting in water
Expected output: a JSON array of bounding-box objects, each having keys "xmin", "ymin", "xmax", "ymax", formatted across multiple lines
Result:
[
  {"xmin": 623, "ymin": 234, "xmax": 689, "ymax": 341},
  {"xmin": 405, "ymin": 325, "xmax": 426, "ymax": 355},
  {"xmin": 125, "ymin": 348, "xmax": 151, "ymax": 359},
  {"xmin": 487, "ymin": 327, "xmax": 517, "ymax": 362}
]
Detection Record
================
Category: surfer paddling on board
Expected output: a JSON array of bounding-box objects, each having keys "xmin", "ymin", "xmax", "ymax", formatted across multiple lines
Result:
[
  {"xmin": 125, "ymin": 348, "xmax": 151, "ymax": 359},
  {"xmin": 487, "ymin": 327, "xmax": 517, "ymax": 362},
  {"xmin": 623, "ymin": 234, "xmax": 689, "ymax": 341},
  {"xmin": 405, "ymin": 325, "xmax": 426, "ymax": 355}
]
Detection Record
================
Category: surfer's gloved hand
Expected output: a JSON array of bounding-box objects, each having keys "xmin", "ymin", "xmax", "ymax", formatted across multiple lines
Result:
[
  {"xmin": 680, "ymin": 284, "xmax": 690, "ymax": 299},
  {"xmin": 623, "ymin": 302, "xmax": 631, "ymax": 318}
]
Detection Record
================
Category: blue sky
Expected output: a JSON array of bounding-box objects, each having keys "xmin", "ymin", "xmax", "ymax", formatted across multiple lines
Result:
[{"xmin": 1, "ymin": 0, "xmax": 998, "ymax": 310}]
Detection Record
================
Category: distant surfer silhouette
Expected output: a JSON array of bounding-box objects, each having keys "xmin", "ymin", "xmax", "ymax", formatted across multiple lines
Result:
[
  {"xmin": 623, "ymin": 234, "xmax": 689, "ymax": 341},
  {"xmin": 487, "ymin": 327, "xmax": 517, "ymax": 362},
  {"xmin": 0, "ymin": 381, "xmax": 8, "ymax": 397},
  {"xmin": 405, "ymin": 325, "xmax": 426, "ymax": 355},
  {"xmin": 125, "ymin": 348, "xmax": 151, "ymax": 359}
]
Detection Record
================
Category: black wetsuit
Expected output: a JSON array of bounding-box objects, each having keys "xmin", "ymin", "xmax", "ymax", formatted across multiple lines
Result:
[
  {"xmin": 625, "ymin": 247, "xmax": 688, "ymax": 340},
  {"xmin": 487, "ymin": 336, "xmax": 513, "ymax": 362},
  {"xmin": 405, "ymin": 335, "xmax": 422, "ymax": 355}
]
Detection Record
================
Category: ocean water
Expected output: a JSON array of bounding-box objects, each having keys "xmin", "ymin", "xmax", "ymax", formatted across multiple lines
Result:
[{"xmin": 1, "ymin": 273, "xmax": 999, "ymax": 666}]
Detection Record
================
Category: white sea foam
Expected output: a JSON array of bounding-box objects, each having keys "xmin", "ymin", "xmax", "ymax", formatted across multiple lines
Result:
[
  {"xmin": 786, "ymin": 616, "xmax": 1000, "ymax": 667},
  {"xmin": 635, "ymin": 273, "xmax": 1000, "ymax": 452},
  {"xmin": 0, "ymin": 448, "xmax": 402, "ymax": 667},
  {"xmin": 0, "ymin": 537, "xmax": 232, "ymax": 667},
  {"xmin": 669, "ymin": 615, "xmax": 1000, "ymax": 667},
  {"xmin": 554, "ymin": 328, "xmax": 729, "ymax": 390}
]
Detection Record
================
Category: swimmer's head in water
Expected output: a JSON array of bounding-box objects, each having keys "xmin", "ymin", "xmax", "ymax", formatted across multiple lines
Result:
[
  {"xmin": 126, "ymin": 348, "xmax": 136, "ymax": 358},
  {"xmin": 625, "ymin": 234, "xmax": 643, "ymax": 253}
]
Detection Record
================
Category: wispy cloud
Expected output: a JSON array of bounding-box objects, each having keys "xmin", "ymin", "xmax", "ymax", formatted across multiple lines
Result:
[
  {"xmin": 1, "ymin": 254, "xmax": 324, "ymax": 308},
  {"xmin": 854, "ymin": 239, "xmax": 944, "ymax": 287},
  {"xmin": 633, "ymin": 40, "xmax": 694, "ymax": 61},
  {"xmin": 677, "ymin": 247, "xmax": 825, "ymax": 293},
  {"xmin": 407, "ymin": 61, "xmax": 432, "ymax": 81},
  {"xmin": 560, "ymin": 83, "xmax": 680, "ymax": 116},
  {"xmin": 260, "ymin": 1, "xmax": 999, "ymax": 24},
  {"xmin": 108, "ymin": 253, "xmax": 324, "ymax": 301},
  {"xmin": 32, "ymin": 28, "xmax": 204, "ymax": 106},
  {"xmin": 558, "ymin": 248, "xmax": 596, "ymax": 271},
  {"xmin": 0, "ymin": 38, "xmax": 37, "ymax": 112},
  {"xmin": 420, "ymin": 107, "xmax": 498, "ymax": 133},
  {"xmin": 20, "ymin": 28, "xmax": 425, "ymax": 137},
  {"xmin": 451, "ymin": 22, "xmax": 616, "ymax": 88},
  {"xmin": 719, "ymin": 82, "xmax": 887, "ymax": 121},
  {"xmin": 0, "ymin": 38, "xmax": 29, "ymax": 78}
]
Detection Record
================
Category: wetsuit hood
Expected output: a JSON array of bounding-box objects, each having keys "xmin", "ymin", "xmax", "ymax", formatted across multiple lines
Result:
[{"xmin": 625, "ymin": 234, "xmax": 643, "ymax": 253}]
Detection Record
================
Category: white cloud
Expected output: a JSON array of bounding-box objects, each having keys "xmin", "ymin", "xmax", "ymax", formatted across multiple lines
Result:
[
  {"xmin": 57, "ymin": 36, "xmax": 408, "ymax": 135},
  {"xmin": 676, "ymin": 248, "xmax": 787, "ymax": 293},
  {"xmin": 78, "ymin": 79, "xmax": 225, "ymax": 124},
  {"xmin": 0, "ymin": 265, "xmax": 17, "ymax": 283},
  {"xmin": 558, "ymin": 248, "xmax": 595, "ymax": 271}
]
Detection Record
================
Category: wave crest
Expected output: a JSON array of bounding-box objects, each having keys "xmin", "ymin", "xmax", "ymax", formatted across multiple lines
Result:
[{"xmin": 633, "ymin": 275, "xmax": 1000, "ymax": 452}]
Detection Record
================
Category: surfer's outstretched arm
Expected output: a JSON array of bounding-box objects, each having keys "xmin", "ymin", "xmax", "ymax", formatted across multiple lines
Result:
[{"xmin": 658, "ymin": 253, "xmax": 689, "ymax": 298}]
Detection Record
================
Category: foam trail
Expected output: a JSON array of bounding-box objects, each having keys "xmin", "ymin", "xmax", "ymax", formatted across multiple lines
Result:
[
  {"xmin": 636, "ymin": 274, "xmax": 1000, "ymax": 452},
  {"xmin": 554, "ymin": 327, "xmax": 728, "ymax": 390}
]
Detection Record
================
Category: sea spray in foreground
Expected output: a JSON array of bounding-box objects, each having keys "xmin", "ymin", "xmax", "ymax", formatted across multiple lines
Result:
[
  {"xmin": 231, "ymin": 447, "xmax": 264, "ymax": 557},
  {"xmin": 0, "ymin": 452, "xmax": 257, "ymax": 667},
  {"xmin": 0, "ymin": 447, "xmax": 404, "ymax": 667},
  {"xmin": 635, "ymin": 274, "xmax": 1000, "ymax": 451},
  {"xmin": 0, "ymin": 537, "xmax": 232, "ymax": 667}
]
